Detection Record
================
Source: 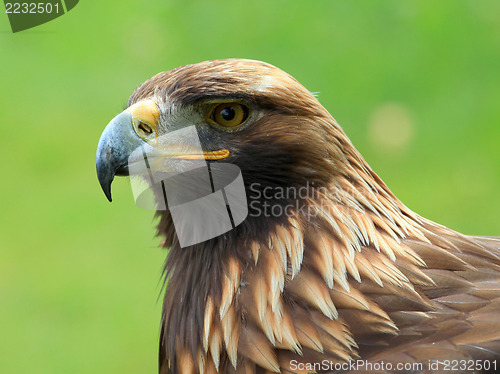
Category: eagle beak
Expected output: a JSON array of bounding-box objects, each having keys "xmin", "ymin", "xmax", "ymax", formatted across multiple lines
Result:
[
  {"xmin": 96, "ymin": 110, "xmax": 144, "ymax": 202},
  {"xmin": 97, "ymin": 99, "xmax": 231, "ymax": 202}
]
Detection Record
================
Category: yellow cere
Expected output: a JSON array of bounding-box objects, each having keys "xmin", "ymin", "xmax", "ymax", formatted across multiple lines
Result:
[{"xmin": 127, "ymin": 99, "xmax": 160, "ymax": 138}]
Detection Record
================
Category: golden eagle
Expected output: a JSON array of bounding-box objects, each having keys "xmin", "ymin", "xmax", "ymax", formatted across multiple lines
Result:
[{"xmin": 96, "ymin": 59, "xmax": 500, "ymax": 374}]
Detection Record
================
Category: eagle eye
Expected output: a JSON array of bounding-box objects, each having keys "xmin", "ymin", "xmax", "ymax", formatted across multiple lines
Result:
[{"xmin": 208, "ymin": 103, "xmax": 250, "ymax": 128}]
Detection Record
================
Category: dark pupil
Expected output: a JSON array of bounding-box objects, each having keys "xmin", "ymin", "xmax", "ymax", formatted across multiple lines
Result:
[{"xmin": 220, "ymin": 106, "xmax": 236, "ymax": 121}]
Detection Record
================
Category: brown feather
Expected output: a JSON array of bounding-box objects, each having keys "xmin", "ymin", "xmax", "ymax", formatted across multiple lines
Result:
[
  {"xmin": 238, "ymin": 326, "xmax": 280, "ymax": 373},
  {"xmin": 292, "ymin": 307, "xmax": 324, "ymax": 353}
]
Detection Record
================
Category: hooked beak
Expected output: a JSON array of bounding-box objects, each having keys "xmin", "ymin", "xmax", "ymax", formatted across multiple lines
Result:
[
  {"xmin": 96, "ymin": 100, "xmax": 231, "ymax": 202},
  {"xmin": 96, "ymin": 110, "xmax": 143, "ymax": 202}
]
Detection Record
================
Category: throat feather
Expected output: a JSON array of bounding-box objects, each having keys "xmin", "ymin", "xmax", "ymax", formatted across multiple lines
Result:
[{"xmin": 160, "ymin": 181, "xmax": 429, "ymax": 373}]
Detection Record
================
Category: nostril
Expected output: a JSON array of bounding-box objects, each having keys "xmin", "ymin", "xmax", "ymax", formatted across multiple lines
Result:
[{"xmin": 138, "ymin": 121, "xmax": 153, "ymax": 135}]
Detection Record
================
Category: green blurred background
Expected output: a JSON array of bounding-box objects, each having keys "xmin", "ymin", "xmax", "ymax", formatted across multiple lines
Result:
[{"xmin": 1, "ymin": 1, "xmax": 499, "ymax": 373}]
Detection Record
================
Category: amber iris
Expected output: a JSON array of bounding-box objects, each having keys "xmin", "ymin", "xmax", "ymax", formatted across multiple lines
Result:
[{"xmin": 210, "ymin": 103, "xmax": 249, "ymax": 128}]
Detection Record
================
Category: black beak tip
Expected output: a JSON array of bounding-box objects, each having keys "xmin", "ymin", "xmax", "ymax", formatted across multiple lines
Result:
[
  {"xmin": 96, "ymin": 161, "xmax": 114, "ymax": 203},
  {"xmin": 96, "ymin": 162, "xmax": 129, "ymax": 202},
  {"xmin": 97, "ymin": 174, "xmax": 113, "ymax": 202},
  {"xmin": 104, "ymin": 187, "xmax": 113, "ymax": 202}
]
